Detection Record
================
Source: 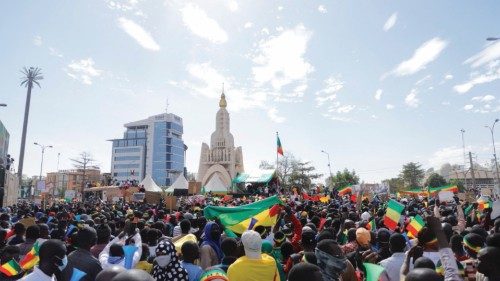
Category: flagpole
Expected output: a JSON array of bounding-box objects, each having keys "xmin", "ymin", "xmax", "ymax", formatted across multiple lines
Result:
[{"xmin": 276, "ymin": 132, "xmax": 279, "ymax": 190}]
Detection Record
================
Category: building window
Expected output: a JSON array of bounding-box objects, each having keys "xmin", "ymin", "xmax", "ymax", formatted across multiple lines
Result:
[
  {"xmin": 114, "ymin": 163, "xmax": 140, "ymax": 169},
  {"xmin": 114, "ymin": 156, "xmax": 141, "ymax": 161},
  {"xmin": 115, "ymin": 147, "xmax": 141, "ymax": 153}
]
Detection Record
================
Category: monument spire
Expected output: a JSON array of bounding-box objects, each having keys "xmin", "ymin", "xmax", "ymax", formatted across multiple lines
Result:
[{"xmin": 219, "ymin": 83, "xmax": 227, "ymax": 108}]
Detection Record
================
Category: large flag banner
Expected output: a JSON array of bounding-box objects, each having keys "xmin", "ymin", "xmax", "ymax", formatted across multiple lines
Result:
[
  {"xmin": 204, "ymin": 196, "xmax": 282, "ymax": 234},
  {"xmin": 0, "ymin": 260, "xmax": 22, "ymax": 277},
  {"xmin": 406, "ymin": 215, "xmax": 425, "ymax": 238},
  {"xmin": 384, "ymin": 199, "xmax": 404, "ymax": 230},
  {"xmin": 337, "ymin": 185, "xmax": 352, "ymax": 196},
  {"xmin": 277, "ymin": 135, "xmax": 284, "ymax": 156},
  {"xmin": 366, "ymin": 219, "xmax": 376, "ymax": 231}
]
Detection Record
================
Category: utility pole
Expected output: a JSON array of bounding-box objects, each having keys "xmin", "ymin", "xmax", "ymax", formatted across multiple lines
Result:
[
  {"xmin": 461, "ymin": 129, "xmax": 467, "ymax": 190},
  {"xmin": 485, "ymin": 119, "xmax": 500, "ymax": 198},
  {"xmin": 469, "ymin": 152, "xmax": 477, "ymax": 195}
]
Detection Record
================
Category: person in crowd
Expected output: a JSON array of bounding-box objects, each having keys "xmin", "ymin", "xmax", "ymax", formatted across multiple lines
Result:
[
  {"xmin": 200, "ymin": 222, "xmax": 223, "ymax": 269},
  {"xmin": 180, "ymin": 241, "xmax": 203, "ymax": 281},
  {"xmin": 110, "ymin": 269, "xmax": 154, "ymax": 281},
  {"xmin": 288, "ymin": 262, "xmax": 323, "ymax": 281},
  {"xmin": 61, "ymin": 226, "xmax": 102, "ymax": 281},
  {"xmin": 315, "ymin": 239, "xmax": 357, "ymax": 281},
  {"xmin": 135, "ymin": 244, "xmax": 152, "ymax": 273},
  {"xmin": 7, "ymin": 223, "xmax": 25, "ymax": 246},
  {"xmin": 99, "ymin": 228, "xmax": 142, "ymax": 269},
  {"xmin": 227, "ymin": 230, "xmax": 280, "ymax": 281},
  {"xmin": 378, "ymin": 233, "xmax": 407, "ymax": 281},
  {"xmin": 376, "ymin": 228, "xmax": 392, "ymax": 261},
  {"xmin": 262, "ymin": 240, "xmax": 285, "ymax": 281},
  {"xmin": 208, "ymin": 237, "xmax": 238, "ymax": 273},
  {"xmin": 151, "ymin": 240, "xmax": 188, "ymax": 281},
  {"xmin": 461, "ymin": 233, "xmax": 485, "ymax": 281},
  {"xmin": 405, "ymin": 268, "xmax": 441, "ymax": 281},
  {"xmin": 18, "ymin": 225, "xmax": 39, "ymax": 258},
  {"xmin": 91, "ymin": 224, "xmax": 111, "ymax": 258},
  {"xmin": 22, "ymin": 239, "xmax": 67, "ymax": 281},
  {"xmin": 95, "ymin": 266, "xmax": 126, "ymax": 281}
]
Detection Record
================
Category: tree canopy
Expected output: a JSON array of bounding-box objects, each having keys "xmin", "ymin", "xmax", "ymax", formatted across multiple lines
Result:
[{"xmin": 327, "ymin": 168, "xmax": 359, "ymax": 189}]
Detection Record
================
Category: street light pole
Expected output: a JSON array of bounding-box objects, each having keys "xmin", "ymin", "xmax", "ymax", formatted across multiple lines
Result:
[
  {"xmin": 461, "ymin": 129, "xmax": 467, "ymax": 190},
  {"xmin": 34, "ymin": 142, "xmax": 53, "ymax": 197},
  {"xmin": 485, "ymin": 119, "xmax": 500, "ymax": 198},
  {"xmin": 0, "ymin": 104, "xmax": 6, "ymax": 107},
  {"xmin": 321, "ymin": 150, "xmax": 333, "ymax": 190}
]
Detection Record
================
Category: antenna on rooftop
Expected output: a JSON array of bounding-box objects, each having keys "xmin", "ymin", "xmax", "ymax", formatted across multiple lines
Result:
[{"xmin": 165, "ymin": 98, "xmax": 169, "ymax": 114}]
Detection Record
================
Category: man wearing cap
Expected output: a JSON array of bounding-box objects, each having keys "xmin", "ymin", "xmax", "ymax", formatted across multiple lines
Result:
[{"xmin": 227, "ymin": 230, "xmax": 280, "ymax": 281}]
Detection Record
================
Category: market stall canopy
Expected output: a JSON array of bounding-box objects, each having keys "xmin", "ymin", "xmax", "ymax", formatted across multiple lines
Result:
[
  {"xmin": 139, "ymin": 174, "xmax": 163, "ymax": 192},
  {"xmin": 203, "ymin": 174, "xmax": 229, "ymax": 194},
  {"xmin": 232, "ymin": 169, "xmax": 276, "ymax": 184},
  {"xmin": 171, "ymin": 174, "xmax": 188, "ymax": 190}
]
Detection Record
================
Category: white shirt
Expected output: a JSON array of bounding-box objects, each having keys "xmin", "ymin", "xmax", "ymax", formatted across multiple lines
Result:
[
  {"xmin": 21, "ymin": 266, "xmax": 55, "ymax": 281},
  {"xmin": 378, "ymin": 252, "xmax": 406, "ymax": 281}
]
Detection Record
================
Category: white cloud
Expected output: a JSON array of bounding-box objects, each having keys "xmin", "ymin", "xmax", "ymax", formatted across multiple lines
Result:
[
  {"xmin": 386, "ymin": 37, "xmax": 447, "ymax": 77},
  {"xmin": 464, "ymin": 104, "xmax": 474, "ymax": 110},
  {"xmin": 374, "ymin": 89, "xmax": 382, "ymax": 100},
  {"xmin": 415, "ymin": 74, "xmax": 431, "ymax": 86},
  {"xmin": 33, "ymin": 35, "xmax": 42, "ymax": 46},
  {"xmin": 227, "ymin": 0, "xmax": 238, "ymax": 12},
  {"xmin": 244, "ymin": 22, "xmax": 253, "ymax": 29},
  {"xmin": 335, "ymin": 105, "xmax": 356, "ymax": 113},
  {"xmin": 252, "ymin": 24, "xmax": 313, "ymax": 90},
  {"xmin": 117, "ymin": 17, "xmax": 160, "ymax": 51},
  {"xmin": 49, "ymin": 47, "xmax": 63, "ymax": 58},
  {"xmin": 453, "ymin": 60, "xmax": 500, "ymax": 94},
  {"xmin": 445, "ymin": 74, "xmax": 453, "ymax": 80},
  {"xmin": 464, "ymin": 41, "xmax": 500, "ymax": 68},
  {"xmin": 267, "ymin": 107, "xmax": 285, "ymax": 123},
  {"xmin": 315, "ymin": 76, "xmax": 343, "ymax": 106},
  {"xmin": 180, "ymin": 3, "xmax": 228, "ymax": 44},
  {"xmin": 405, "ymin": 89, "xmax": 420, "ymax": 108},
  {"xmin": 371, "ymin": 114, "xmax": 378, "ymax": 119},
  {"xmin": 277, "ymin": 6, "xmax": 283, "ymax": 11},
  {"xmin": 276, "ymin": 26, "xmax": 284, "ymax": 32},
  {"xmin": 428, "ymin": 146, "xmax": 465, "ymax": 168},
  {"xmin": 386, "ymin": 104, "xmax": 395, "ymax": 110},
  {"xmin": 318, "ymin": 5, "xmax": 327, "ymax": 14},
  {"xmin": 65, "ymin": 58, "xmax": 102, "ymax": 85},
  {"xmin": 471, "ymin": 95, "xmax": 495, "ymax": 103},
  {"xmin": 383, "ymin": 12, "xmax": 397, "ymax": 31},
  {"xmin": 442, "ymin": 101, "xmax": 451, "ymax": 106}
]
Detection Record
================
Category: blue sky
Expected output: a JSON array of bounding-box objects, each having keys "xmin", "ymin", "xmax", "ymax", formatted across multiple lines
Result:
[{"xmin": 1, "ymin": 0, "xmax": 499, "ymax": 183}]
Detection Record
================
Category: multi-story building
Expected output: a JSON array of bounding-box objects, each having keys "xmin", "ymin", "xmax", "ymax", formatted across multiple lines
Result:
[
  {"xmin": 110, "ymin": 112, "xmax": 186, "ymax": 187},
  {"xmin": 0, "ymin": 120, "xmax": 10, "ymax": 166},
  {"xmin": 45, "ymin": 168, "xmax": 101, "ymax": 195}
]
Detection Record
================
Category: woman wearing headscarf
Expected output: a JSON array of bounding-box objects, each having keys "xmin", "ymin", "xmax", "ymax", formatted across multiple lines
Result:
[
  {"xmin": 152, "ymin": 240, "xmax": 188, "ymax": 281},
  {"xmin": 200, "ymin": 222, "xmax": 223, "ymax": 269}
]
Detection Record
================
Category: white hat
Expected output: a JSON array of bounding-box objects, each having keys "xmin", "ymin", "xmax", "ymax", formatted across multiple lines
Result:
[
  {"xmin": 361, "ymin": 211, "xmax": 371, "ymax": 221},
  {"xmin": 241, "ymin": 230, "xmax": 262, "ymax": 259}
]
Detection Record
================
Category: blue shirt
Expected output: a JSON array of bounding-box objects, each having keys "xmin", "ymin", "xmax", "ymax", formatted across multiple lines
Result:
[{"xmin": 181, "ymin": 261, "xmax": 203, "ymax": 281}]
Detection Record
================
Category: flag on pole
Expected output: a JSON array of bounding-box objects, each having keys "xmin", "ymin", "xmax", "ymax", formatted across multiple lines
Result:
[
  {"xmin": 366, "ymin": 219, "xmax": 376, "ymax": 231},
  {"xmin": 478, "ymin": 198, "xmax": 492, "ymax": 211},
  {"xmin": 406, "ymin": 215, "xmax": 425, "ymax": 238},
  {"xmin": 277, "ymin": 135, "xmax": 284, "ymax": 156},
  {"xmin": 383, "ymin": 199, "xmax": 405, "ymax": 230},
  {"xmin": 19, "ymin": 242, "xmax": 40, "ymax": 270},
  {"xmin": 363, "ymin": 263, "xmax": 385, "ymax": 281},
  {"xmin": 0, "ymin": 260, "xmax": 22, "ymax": 277},
  {"xmin": 337, "ymin": 185, "xmax": 352, "ymax": 196}
]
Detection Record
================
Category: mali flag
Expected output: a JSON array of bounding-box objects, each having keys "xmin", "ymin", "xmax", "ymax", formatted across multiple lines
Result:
[
  {"xmin": 406, "ymin": 215, "xmax": 425, "ymax": 238},
  {"xmin": 0, "ymin": 260, "xmax": 22, "ymax": 277},
  {"xmin": 20, "ymin": 242, "xmax": 39, "ymax": 270},
  {"xmin": 366, "ymin": 219, "xmax": 376, "ymax": 231},
  {"xmin": 384, "ymin": 199, "xmax": 404, "ymax": 231},
  {"xmin": 277, "ymin": 135, "xmax": 284, "ymax": 156},
  {"xmin": 478, "ymin": 198, "xmax": 492, "ymax": 211},
  {"xmin": 337, "ymin": 185, "xmax": 352, "ymax": 196},
  {"xmin": 204, "ymin": 196, "xmax": 282, "ymax": 235}
]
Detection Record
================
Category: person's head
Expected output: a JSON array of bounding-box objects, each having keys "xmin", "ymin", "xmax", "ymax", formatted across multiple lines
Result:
[
  {"xmin": 220, "ymin": 237, "xmax": 237, "ymax": 258},
  {"xmin": 109, "ymin": 243, "xmax": 125, "ymax": 264},
  {"xmin": 356, "ymin": 227, "xmax": 371, "ymax": 249},
  {"xmin": 110, "ymin": 269, "xmax": 155, "ymax": 281},
  {"xmin": 486, "ymin": 233, "xmax": 500, "ymax": 248},
  {"xmin": 38, "ymin": 239, "xmax": 67, "ymax": 274},
  {"xmin": 241, "ymin": 230, "xmax": 262, "ymax": 259},
  {"xmin": 301, "ymin": 229, "xmax": 317, "ymax": 251},
  {"xmin": 417, "ymin": 227, "xmax": 437, "ymax": 250},
  {"xmin": 204, "ymin": 222, "xmax": 221, "ymax": 242},
  {"xmin": 317, "ymin": 230, "xmax": 335, "ymax": 243},
  {"xmin": 280, "ymin": 241, "xmax": 294, "ymax": 261},
  {"xmin": 96, "ymin": 224, "xmax": 112, "ymax": 244},
  {"xmin": 413, "ymin": 257, "xmax": 436, "ymax": 270},
  {"xmin": 261, "ymin": 240, "xmax": 273, "ymax": 255},
  {"xmin": 389, "ymin": 233, "xmax": 406, "ymax": 254},
  {"xmin": 347, "ymin": 228, "xmax": 356, "ymax": 242},
  {"xmin": 315, "ymin": 239, "xmax": 346, "ymax": 280},
  {"xmin": 405, "ymin": 268, "xmax": 441, "ymax": 281},
  {"xmin": 199, "ymin": 268, "xmax": 229, "ymax": 281},
  {"xmin": 154, "ymin": 240, "xmax": 176, "ymax": 268},
  {"xmin": 0, "ymin": 245, "xmax": 21, "ymax": 263},
  {"xmin": 140, "ymin": 243, "xmax": 150, "ymax": 261},
  {"xmin": 96, "ymin": 266, "xmax": 126, "ymax": 281},
  {"xmin": 302, "ymin": 252, "xmax": 318, "ymax": 265},
  {"xmin": 180, "ymin": 219, "xmax": 191, "ymax": 234},
  {"xmin": 441, "ymin": 222, "xmax": 454, "ymax": 242},
  {"xmin": 377, "ymin": 228, "xmax": 391, "ymax": 248},
  {"xmin": 254, "ymin": 225, "xmax": 268, "ymax": 239},
  {"xmin": 463, "ymin": 233, "xmax": 484, "ymax": 259},
  {"xmin": 288, "ymin": 262, "xmax": 323, "ymax": 281},
  {"xmin": 76, "ymin": 227, "xmax": 97, "ymax": 250},
  {"xmin": 273, "ymin": 231, "xmax": 286, "ymax": 247},
  {"xmin": 450, "ymin": 234, "xmax": 465, "ymax": 256},
  {"xmin": 13, "ymin": 223, "xmax": 26, "ymax": 236},
  {"xmin": 181, "ymin": 241, "xmax": 199, "ymax": 263},
  {"xmin": 477, "ymin": 246, "xmax": 500, "ymax": 277},
  {"xmin": 494, "ymin": 218, "xmax": 500, "ymax": 233},
  {"xmin": 146, "ymin": 228, "xmax": 161, "ymax": 246}
]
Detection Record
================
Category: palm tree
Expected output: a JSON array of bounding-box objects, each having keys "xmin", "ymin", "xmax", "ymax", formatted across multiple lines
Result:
[{"xmin": 17, "ymin": 67, "xmax": 43, "ymax": 192}]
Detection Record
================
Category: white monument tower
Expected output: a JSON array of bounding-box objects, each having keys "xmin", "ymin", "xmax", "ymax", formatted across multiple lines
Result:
[{"xmin": 197, "ymin": 89, "xmax": 244, "ymax": 192}]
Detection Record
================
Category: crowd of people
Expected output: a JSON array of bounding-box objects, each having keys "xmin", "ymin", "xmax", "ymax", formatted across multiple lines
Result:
[{"xmin": 0, "ymin": 188, "xmax": 498, "ymax": 281}]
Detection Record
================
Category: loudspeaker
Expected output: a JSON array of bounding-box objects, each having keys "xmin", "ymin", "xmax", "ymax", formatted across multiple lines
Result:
[{"xmin": 173, "ymin": 189, "xmax": 188, "ymax": 196}]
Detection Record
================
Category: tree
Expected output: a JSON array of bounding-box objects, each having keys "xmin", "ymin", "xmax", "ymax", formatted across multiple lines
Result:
[
  {"xmin": 70, "ymin": 152, "xmax": 96, "ymax": 194},
  {"xmin": 424, "ymin": 173, "xmax": 447, "ymax": 188},
  {"xmin": 289, "ymin": 161, "xmax": 322, "ymax": 190},
  {"xmin": 399, "ymin": 162, "xmax": 425, "ymax": 188},
  {"xmin": 276, "ymin": 152, "xmax": 296, "ymax": 188},
  {"xmin": 17, "ymin": 67, "xmax": 43, "ymax": 186},
  {"xmin": 259, "ymin": 160, "xmax": 275, "ymax": 170},
  {"xmin": 327, "ymin": 169, "xmax": 360, "ymax": 189}
]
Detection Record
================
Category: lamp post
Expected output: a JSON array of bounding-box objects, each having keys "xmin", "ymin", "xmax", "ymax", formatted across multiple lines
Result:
[
  {"xmin": 0, "ymin": 104, "xmax": 6, "ymax": 107},
  {"xmin": 321, "ymin": 150, "xmax": 333, "ymax": 191},
  {"xmin": 486, "ymin": 37, "xmax": 500, "ymax": 41},
  {"xmin": 34, "ymin": 142, "xmax": 52, "ymax": 197},
  {"xmin": 485, "ymin": 119, "xmax": 500, "ymax": 198},
  {"xmin": 461, "ymin": 129, "xmax": 468, "ymax": 190}
]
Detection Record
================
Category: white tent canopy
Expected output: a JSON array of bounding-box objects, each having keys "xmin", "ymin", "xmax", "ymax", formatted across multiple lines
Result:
[
  {"xmin": 164, "ymin": 175, "xmax": 188, "ymax": 193},
  {"xmin": 139, "ymin": 174, "xmax": 163, "ymax": 192},
  {"xmin": 204, "ymin": 174, "xmax": 229, "ymax": 193}
]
